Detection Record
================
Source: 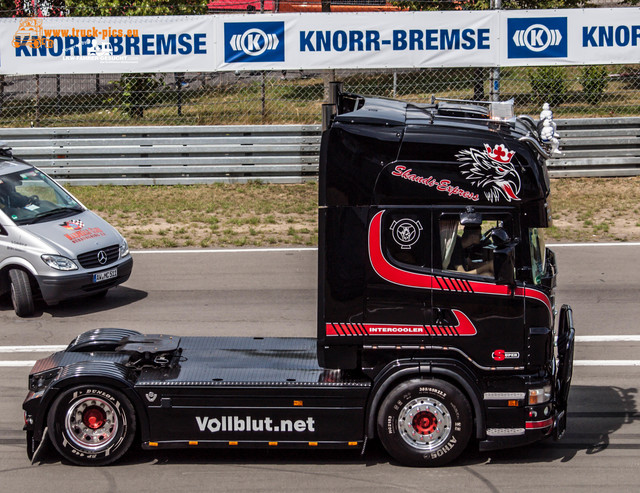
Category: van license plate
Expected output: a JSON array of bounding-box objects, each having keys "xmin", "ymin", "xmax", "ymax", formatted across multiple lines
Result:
[{"xmin": 94, "ymin": 268, "xmax": 117, "ymax": 283}]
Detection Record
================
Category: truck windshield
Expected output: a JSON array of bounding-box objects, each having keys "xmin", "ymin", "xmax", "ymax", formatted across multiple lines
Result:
[
  {"xmin": 0, "ymin": 168, "xmax": 82, "ymax": 225},
  {"xmin": 529, "ymin": 228, "xmax": 546, "ymax": 285}
]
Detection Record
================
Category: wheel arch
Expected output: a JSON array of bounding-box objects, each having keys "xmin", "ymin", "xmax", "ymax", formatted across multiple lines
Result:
[
  {"xmin": 0, "ymin": 259, "xmax": 39, "ymax": 294},
  {"xmin": 0, "ymin": 257, "xmax": 39, "ymax": 278},
  {"xmin": 365, "ymin": 359, "xmax": 485, "ymax": 441},
  {"xmin": 32, "ymin": 362, "xmax": 149, "ymax": 444}
]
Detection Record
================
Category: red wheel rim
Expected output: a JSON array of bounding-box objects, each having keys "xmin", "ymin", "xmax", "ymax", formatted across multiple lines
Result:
[
  {"xmin": 412, "ymin": 411, "xmax": 437, "ymax": 435},
  {"xmin": 82, "ymin": 407, "xmax": 106, "ymax": 430}
]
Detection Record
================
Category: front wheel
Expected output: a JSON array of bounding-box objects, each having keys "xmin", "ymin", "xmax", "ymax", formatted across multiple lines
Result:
[
  {"xmin": 377, "ymin": 379, "xmax": 472, "ymax": 466},
  {"xmin": 9, "ymin": 269, "xmax": 35, "ymax": 317},
  {"xmin": 47, "ymin": 385, "xmax": 136, "ymax": 466}
]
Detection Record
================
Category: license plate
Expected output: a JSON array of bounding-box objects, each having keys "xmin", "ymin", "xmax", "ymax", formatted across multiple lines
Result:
[{"xmin": 93, "ymin": 268, "xmax": 117, "ymax": 283}]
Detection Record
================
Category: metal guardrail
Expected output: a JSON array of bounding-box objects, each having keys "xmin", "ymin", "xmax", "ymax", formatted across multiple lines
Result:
[
  {"xmin": 1, "ymin": 118, "xmax": 637, "ymax": 185},
  {"xmin": 547, "ymin": 117, "xmax": 640, "ymax": 177},
  {"xmin": 1, "ymin": 125, "xmax": 321, "ymax": 186}
]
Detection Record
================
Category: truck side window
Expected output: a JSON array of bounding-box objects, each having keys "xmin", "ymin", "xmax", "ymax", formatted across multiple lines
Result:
[
  {"xmin": 439, "ymin": 216, "xmax": 511, "ymax": 278},
  {"xmin": 383, "ymin": 212, "xmax": 431, "ymax": 269}
]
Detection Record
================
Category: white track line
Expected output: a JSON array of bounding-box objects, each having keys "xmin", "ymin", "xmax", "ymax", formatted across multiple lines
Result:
[
  {"xmin": 0, "ymin": 345, "xmax": 67, "ymax": 353},
  {"xmin": 551, "ymin": 242, "xmax": 640, "ymax": 247},
  {"xmin": 132, "ymin": 247, "xmax": 317, "ymax": 254},
  {"xmin": 576, "ymin": 335, "xmax": 640, "ymax": 342},
  {"xmin": 574, "ymin": 360, "xmax": 640, "ymax": 366},
  {"xmin": 127, "ymin": 243, "xmax": 640, "ymax": 255}
]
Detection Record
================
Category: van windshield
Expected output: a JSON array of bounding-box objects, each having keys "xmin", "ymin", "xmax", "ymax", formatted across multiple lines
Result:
[{"xmin": 0, "ymin": 168, "xmax": 83, "ymax": 225}]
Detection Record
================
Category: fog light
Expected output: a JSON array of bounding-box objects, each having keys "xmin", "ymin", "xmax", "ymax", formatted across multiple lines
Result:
[{"xmin": 529, "ymin": 385, "xmax": 552, "ymax": 405}]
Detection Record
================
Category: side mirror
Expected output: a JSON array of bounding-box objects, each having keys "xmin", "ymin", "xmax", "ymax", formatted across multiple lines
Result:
[{"xmin": 493, "ymin": 244, "xmax": 516, "ymax": 285}]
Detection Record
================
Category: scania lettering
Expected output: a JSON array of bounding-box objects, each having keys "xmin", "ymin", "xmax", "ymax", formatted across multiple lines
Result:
[{"xmin": 23, "ymin": 85, "xmax": 575, "ymax": 467}]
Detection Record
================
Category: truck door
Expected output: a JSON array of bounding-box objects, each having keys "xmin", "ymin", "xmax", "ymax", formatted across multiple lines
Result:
[
  {"xmin": 431, "ymin": 210, "xmax": 525, "ymax": 369},
  {"xmin": 365, "ymin": 207, "xmax": 433, "ymax": 342}
]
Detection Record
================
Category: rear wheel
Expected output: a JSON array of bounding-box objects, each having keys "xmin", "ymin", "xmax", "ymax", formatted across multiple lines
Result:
[
  {"xmin": 377, "ymin": 379, "xmax": 472, "ymax": 466},
  {"xmin": 9, "ymin": 269, "xmax": 35, "ymax": 317},
  {"xmin": 47, "ymin": 385, "xmax": 136, "ymax": 466}
]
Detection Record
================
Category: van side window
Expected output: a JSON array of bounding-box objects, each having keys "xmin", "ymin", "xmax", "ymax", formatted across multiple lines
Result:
[
  {"xmin": 382, "ymin": 211, "xmax": 431, "ymax": 269},
  {"xmin": 439, "ymin": 216, "xmax": 512, "ymax": 278}
]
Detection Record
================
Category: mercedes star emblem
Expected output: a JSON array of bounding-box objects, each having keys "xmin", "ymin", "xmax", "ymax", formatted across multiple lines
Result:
[{"xmin": 97, "ymin": 250, "xmax": 108, "ymax": 265}]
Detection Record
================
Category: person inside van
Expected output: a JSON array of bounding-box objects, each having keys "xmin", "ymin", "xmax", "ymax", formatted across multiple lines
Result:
[{"xmin": 0, "ymin": 178, "xmax": 38, "ymax": 210}]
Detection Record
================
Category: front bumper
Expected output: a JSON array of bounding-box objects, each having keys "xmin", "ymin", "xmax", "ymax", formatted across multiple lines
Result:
[
  {"xmin": 480, "ymin": 304, "xmax": 575, "ymax": 452},
  {"xmin": 35, "ymin": 256, "xmax": 133, "ymax": 304}
]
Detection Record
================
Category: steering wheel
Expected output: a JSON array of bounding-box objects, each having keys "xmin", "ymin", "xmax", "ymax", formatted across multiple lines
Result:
[
  {"xmin": 481, "ymin": 227, "xmax": 510, "ymax": 247},
  {"xmin": 28, "ymin": 195, "xmax": 40, "ymax": 205}
]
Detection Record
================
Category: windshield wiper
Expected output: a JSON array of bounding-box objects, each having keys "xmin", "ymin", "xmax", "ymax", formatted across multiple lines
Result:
[{"xmin": 28, "ymin": 207, "xmax": 84, "ymax": 223}]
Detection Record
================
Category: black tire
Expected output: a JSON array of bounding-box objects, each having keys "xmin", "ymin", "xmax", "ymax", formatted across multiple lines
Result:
[
  {"xmin": 47, "ymin": 385, "xmax": 136, "ymax": 466},
  {"xmin": 377, "ymin": 379, "xmax": 472, "ymax": 467},
  {"xmin": 9, "ymin": 269, "xmax": 35, "ymax": 317}
]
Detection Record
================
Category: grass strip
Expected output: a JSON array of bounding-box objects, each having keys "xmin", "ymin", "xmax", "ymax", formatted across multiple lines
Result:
[{"xmin": 68, "ymin": 177, "xmax": 640, "ymax": 249}]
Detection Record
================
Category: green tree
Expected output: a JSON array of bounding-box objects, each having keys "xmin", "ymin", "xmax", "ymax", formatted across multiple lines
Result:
[
  {"xmin": 63, "ymin": 0, "xmax": 207, "ymax": 16},
  {"xmin": 392, "ymin": 0, "xmax": 621, "ymax": 10}
]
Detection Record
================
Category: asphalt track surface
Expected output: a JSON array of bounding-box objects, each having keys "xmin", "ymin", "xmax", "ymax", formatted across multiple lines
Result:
[{"xmin": 0, "ymin": 245, "xmax": 638, "ymax": 492}]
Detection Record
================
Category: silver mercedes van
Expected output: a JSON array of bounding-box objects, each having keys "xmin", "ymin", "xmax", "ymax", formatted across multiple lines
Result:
[{"xmin": 0, "ymin": 149, "xmax": 132, "ymax": 317}]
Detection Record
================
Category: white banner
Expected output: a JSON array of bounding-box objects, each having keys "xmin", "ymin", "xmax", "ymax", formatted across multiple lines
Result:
[
  {"xmin": 216, "ymin": 12, "xmax": 500, "ymax": 71},
  {"xmin": 499, "ymin": 8, "xmax": 640, "ymax": 67},
  {"xmin": 0, "ymin": 16, "xmax": 215, "ymax": 75},
  {"xmin": 0, "ymin": 9, "xmax": 638, "ymax": 75}
]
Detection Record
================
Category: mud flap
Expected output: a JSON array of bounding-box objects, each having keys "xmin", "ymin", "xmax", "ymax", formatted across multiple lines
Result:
[
  {"xmin": 30, "ymin": 426, "xmax": 51, "ymax": 464},
  {"xmin": 554, "ymin": 305, "xmax": 575, "ymax": 440}
]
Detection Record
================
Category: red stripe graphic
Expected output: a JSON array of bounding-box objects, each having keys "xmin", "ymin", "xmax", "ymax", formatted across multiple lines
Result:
[
  {"xmin": 525, "ymin": 417, "xmax": 553, "ymax": 430},
  {"xmin": 325, "ymin": 309, "xmax": 477, "ymax": 337},
  {"xmin": 326, "ymin": 324, "xmax": 338, "ymax": 336},
  {"xmin": 368, "ymin": 211, "xmax": 552, "ymax": 314}
]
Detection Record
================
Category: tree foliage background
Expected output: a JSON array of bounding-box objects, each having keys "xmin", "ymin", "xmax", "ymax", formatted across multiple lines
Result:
[{"xmin": 1, "ymin": 1, "xmax": 208, "ymax": 17}]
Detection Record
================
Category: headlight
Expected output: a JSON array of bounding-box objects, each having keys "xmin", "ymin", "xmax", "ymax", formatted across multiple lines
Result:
[
  {"xmin": 29, "ymin": 368, "xmax": 61, "ymax": 392},
  {"xmin": 119, "ymin": 239, "xmax": 130, "ymax": 258},
  {"xmin": 528, "ymin": 385, "xmax": 552, "ymax": 405},
  {"xmin": 41, "ymin": 254, "xmax": 78, "ymax": 271}
]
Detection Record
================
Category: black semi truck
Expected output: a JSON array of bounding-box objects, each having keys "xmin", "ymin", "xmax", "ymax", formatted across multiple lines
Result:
[{"xmin": 23, "ymin": 88, "xmax": 575, "ymax": 467}]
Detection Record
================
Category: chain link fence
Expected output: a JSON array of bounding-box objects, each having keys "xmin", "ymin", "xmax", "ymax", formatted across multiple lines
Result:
[{"xmin": 0, "ymin": 64, "xmax": 639, "ymax": 127}]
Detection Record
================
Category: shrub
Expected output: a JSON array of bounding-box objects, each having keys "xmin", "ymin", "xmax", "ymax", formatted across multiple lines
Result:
[
  {"xmin": 529, "ymin": 66, "xmax": 567, "ymax": 106},
  {"xmin": 581, "ymin": 66, "xmax": 609, "ymax": 105}
]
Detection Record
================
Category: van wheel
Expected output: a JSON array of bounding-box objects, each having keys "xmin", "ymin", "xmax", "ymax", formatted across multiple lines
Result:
[
  {"xmin": 47, "ymin": 385, "xmax": 136, "ymax": 466},
  {"xmin": 377, "ymin": 379, "xmax": 472, "ymax": 467},
  {"xmin": 9, "ymin": 269, "xmax": 35, "ymax": 317}
]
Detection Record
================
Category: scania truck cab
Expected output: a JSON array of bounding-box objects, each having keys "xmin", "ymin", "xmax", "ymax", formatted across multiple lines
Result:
[{"xmin": 23, "ymin": 89, "xmax": 574, "ymax": 467}]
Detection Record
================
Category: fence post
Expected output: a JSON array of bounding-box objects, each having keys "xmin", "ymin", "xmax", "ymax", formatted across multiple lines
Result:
[
  {"xmin": 176, "ymin": 72, "xmax": 184, "ymax": 117},
  {"xmin": 490, "ymin": 0, "xmax": 501, "ymax": 102}
]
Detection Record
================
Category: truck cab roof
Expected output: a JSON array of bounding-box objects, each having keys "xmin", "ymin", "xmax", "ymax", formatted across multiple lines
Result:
[{"xmin": 321, "ymin": 93, "xmax": 553, "ymax": 225}]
